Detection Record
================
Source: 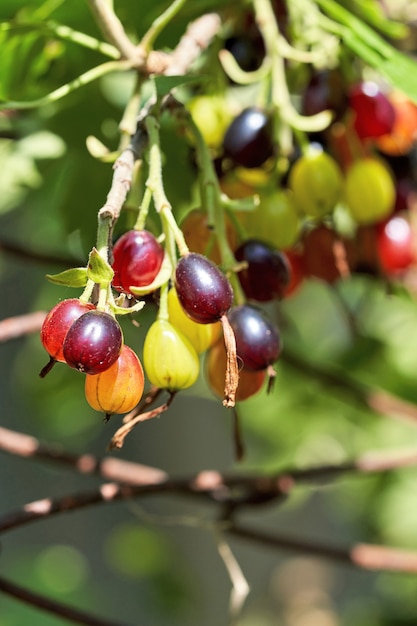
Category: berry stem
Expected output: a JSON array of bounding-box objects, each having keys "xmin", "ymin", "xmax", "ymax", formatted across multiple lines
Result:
[
  {"xmin": 140, "ymin": 0, "xmax": 188, "ymax": 53},
  {"xmin": 252, "ymin": 0, "xmax": 333, "ymax": 134},
  {"xmin": 183, "ymin": 111, "xmax": 237, "ymax": 270},
  {"xmin": 144, "ymin": 115, "xmax": 189, "ymax": 257},
  {"xmin": 157, "ymin": 280, "xmax": 170, "ymax": 322},
  {"xmin": 134, "ymin": 186, "xmax": 153, "ymax": 231}
]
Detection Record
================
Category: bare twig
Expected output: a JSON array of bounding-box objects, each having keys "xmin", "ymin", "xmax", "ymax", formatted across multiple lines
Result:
[
  {"xmin": 0, "ymin": 426, "xmax": 168, "ymax": 486},
  {"xmin": 0, "ymin": 238, "xmax": 82, "ymax": 267},
  {"xmin": 0, "ymin": 575, "xmax": 133, "ymax": 626},
  {"xmin": 228, "ymin": 524, "xmax": 417, "ymax": 574},
  {"xmin": 109, "ymin": 392, "xmax": 177, "ymax": 449},
  {"xmin": 164, "ymin": 13, "xmax": 221, "ymax": 75},
  {"xmin": 2, "ymin": 477, "xmax": 417, "ymax": 575},
  {"xmin": 0, "ymin": 312, "xmax": 46, "ymax": 343},
  {"xmin": 87, "ymin": 0, "xmax": 142, "ymax": 62},
  {"xmin": 4, "ymin": 425, "xmax": 417, "ymax": 492},
  {"xmin": 215, "ymin": 532, "xmax": 250, "ymax": 623}
]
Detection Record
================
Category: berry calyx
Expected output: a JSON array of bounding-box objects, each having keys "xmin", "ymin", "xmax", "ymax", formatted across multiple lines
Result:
[
  {"xmin": 63, "ymin": 310, "xmax": 123, "ymax": 374},
  {"xmin": 175, "ymin": 253, "xmax": 234, "ymax": 324},
  {"xmin": 112, "ymin": 229, "xmax": 164, "ymax": 295},
  {"xmin": 85, "ymin": 345, "xmax": 144, "ymax": 416}
]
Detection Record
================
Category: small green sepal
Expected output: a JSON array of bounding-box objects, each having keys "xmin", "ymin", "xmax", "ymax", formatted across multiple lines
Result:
[
  {"xmin": 46, "ymin": 267, "xmax": 88, "ymax": 287},
  {"xmin": 87, "ymin": 247, "xmax": 114, "ymax": 284}
]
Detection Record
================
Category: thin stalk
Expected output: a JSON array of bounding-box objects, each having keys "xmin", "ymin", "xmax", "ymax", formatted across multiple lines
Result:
[
  {"xmin": 0, "ymin": 59, "xmax": 134, "ymax": 110},
  {"xmin": 140, "ymin": 0, "xmax": 188, "ymax": 53}
]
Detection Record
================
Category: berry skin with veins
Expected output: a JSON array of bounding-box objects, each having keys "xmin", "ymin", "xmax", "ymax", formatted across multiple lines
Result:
[
  {"xmin": 63, "ymin": 310, "xmax": 123, "ymax": 375},
  {"xmin": 175, "ymin": 253, "xmax": 234, "ymax": 324},
  {"xmin": 143, "ymin": 319, "xmax": 200, "ymax": 391},
  {"xmin": 85, "ymin": 345, "xmax": 144, "ymax": 416},
  {"xmin": 112, "ymin": 229, "xmax": 164, "ymax": 295},
  {"xmin": 41, "ymin": 298, "xmax": 95, "ymax": 363}
]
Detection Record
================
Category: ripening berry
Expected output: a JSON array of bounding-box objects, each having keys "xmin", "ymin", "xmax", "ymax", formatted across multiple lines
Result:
[
  {"xmin": 167, "ymin": 287, "xmax": 221, "ymax": 353},
  {"xmin": 143, "ymin": 319, "xmax": 200, "ymax": 390},
  {"xmin": 85, "ymin": 345, "xmax": 144, "ymax": 415}
]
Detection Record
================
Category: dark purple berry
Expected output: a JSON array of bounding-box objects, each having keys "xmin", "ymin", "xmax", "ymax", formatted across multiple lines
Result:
[
  {"xmin": 175, "ymin": 253, "xmax": 233, "ymax": 324},
  {"xmin": 227, "ymin": 304, "xmax": 281, "ymax": 371},
  {"xmin": 235, "ymin": 239, "xmax": 291, "ymax": 301},
  {"xmin": 223, "ymin": 107, "xmax": 274, "ymax": 169},
  {"xmin": 63, "ymin": 310, "xmax": 123, "ymax": 374}
]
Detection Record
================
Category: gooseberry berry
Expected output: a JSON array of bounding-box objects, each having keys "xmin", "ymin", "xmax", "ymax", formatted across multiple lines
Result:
[
  {"xmin": 63, "ymin": 310, "xmax": 123, "ymax": 374},
  {"xmin": 85, "ymin": 345, "xmax": 144, "ymax": 416}
]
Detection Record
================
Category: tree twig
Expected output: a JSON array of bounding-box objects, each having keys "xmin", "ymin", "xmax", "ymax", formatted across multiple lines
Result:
[
  {"xmin": 0, "ymin": 574, "xmax": 134, "ymax": 626},
  {"xmin": 228, "ymin": 524, "xmax": 417, "ymax": 573},
  {"xmin": 0, "ymin": 312, "xmax": 47, "ymax": 343}
]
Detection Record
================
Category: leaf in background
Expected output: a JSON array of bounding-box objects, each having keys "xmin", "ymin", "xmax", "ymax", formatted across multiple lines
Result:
[
  {"xmin": 0, "ymin": 139, "xmax": 42, "ymax": 214},
  {"xmin": 337, "ymin": 0, "xmax": 408, "ymax": 40},
  {"xmin": 316, "ymin": 0, "xmax": 417, "ymax": 104}
]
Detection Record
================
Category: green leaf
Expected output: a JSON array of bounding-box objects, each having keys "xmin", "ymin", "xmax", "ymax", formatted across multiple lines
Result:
[
  {"xmin": 151, "ymin": 74, "xmax": 204, "ymax": 100},
  {"xmin": 87, "ymin": 247, "xmax": 114, "ymax": 284},
  {"xmin": 316, "ymin": 0, "xmax": 417, "ymax": 104},
  {"xmin": 46, "ymin": 267, "xmax": 87, "ymax": 287}
]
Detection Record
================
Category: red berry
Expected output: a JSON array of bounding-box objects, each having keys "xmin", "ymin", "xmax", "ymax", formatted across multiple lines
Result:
[
  {"xmin": 349, "ymin": 81, "xmax": 395, "ymax": 140},
  {"xmin": 63, "ymin": 310, "xmax": 123, "ymax": 374},
  {"xmin": 175, "ymin": 253, "xmax": 234, "ymax": 324},
  {"xmin": 41, "ymin": 298, "xmax": 95, "ymax": 363},
  {"xmin": 112, "ymin": 229, "xmax": 164, "ymax": 295},
  {"xmin": 376, "ymin": 214, "xmax": 415, "ymax": 275}
]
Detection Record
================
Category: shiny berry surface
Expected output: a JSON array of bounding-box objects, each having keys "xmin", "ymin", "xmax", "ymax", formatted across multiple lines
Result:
[
  {"xmin": 175, "ymin": 253, "xmax": 234, "ymax": 324},
  {"xmin": 376, "ymin": 214, "xmax": 415, "ymax": 274},
  {"xmin": 112, "ymin": 229, "xmax": 164, "ymax": 295},
  {"xmin": 227, "ymin": 304, "xmax": 281, "ymax": 371},
  {"xmin": 41, "ymin": 298, "xmax": 95, "ymax": 362},
  {"xmin": 349, "ymin": 81, "xmax": 395, "ymax": 140},
  {"xmin": 63, "ymin": 310, "xmax": 123, "ymax": 374},
  {"xmin": 85, "ymin": 345, "xmax": 144, "ymax": 415},
  {"xmin": 143, "ymin": 319, "xmax": 200, "ymax": 390},
  {"xmin": 223, "ymin": 107, "xmax": 274, "ymax": 169},
  {"xmin": 234, "ymin": 239, "xmax": 290, "ymax": 301}
]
